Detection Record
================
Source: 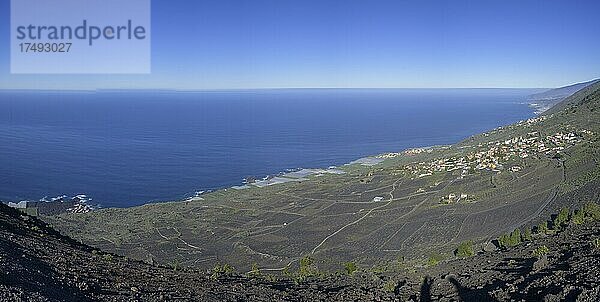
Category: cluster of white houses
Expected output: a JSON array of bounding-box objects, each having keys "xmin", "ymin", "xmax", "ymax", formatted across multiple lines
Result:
[
  {"xmin": 403, "ymin": 129, "xmax": 592, "ymax": 181},
  {"xmin": 440, "ymin": 193, "xmax": 469, "ymax": 204}
]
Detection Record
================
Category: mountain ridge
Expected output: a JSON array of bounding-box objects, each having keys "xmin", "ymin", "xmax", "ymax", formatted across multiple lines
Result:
[{"xmin": 528, "ymin": 79, "xmax": 599, "ymax": 114}]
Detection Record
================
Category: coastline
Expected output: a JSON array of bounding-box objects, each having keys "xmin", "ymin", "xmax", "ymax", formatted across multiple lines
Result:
[
  {"xmin": 0, "ymin": 144, "xmax": 449, "ymax": 214},
  {"xmin": 182, "ymin": 144, "xmax": 452, "ymax": 202},
  {"xmin": 1, "ymin": 91, "xmax": 540, "ymax": 211},
  {"xmin": 1, "ymin": 134, "xmax": 531, "ymax": 214}
]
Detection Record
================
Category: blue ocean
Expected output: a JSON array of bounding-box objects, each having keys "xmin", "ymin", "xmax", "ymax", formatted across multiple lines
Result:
[{"xmin": 0, "ymin": 89, "xmax": 540, "ymax": 207}]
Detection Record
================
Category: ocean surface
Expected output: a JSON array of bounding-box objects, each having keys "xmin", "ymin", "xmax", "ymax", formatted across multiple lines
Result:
[{"xmin": 0, "ymin": 89, "xmax": 541, "ymax": 208}]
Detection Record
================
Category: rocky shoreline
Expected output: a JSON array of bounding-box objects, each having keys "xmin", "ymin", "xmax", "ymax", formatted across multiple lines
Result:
[{"xmin": 3, "ymin": 194, "xmax": 94, "ymax": 216}]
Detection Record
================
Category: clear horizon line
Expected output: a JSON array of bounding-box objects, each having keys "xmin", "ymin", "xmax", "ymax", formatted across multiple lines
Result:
[
  {"xmin": 2, "ymin": 78, "xmax": 596, "ymax": 92},
  {"xmin": 0, "ymin": 87, "xmax": 552, "ymax": 92}
]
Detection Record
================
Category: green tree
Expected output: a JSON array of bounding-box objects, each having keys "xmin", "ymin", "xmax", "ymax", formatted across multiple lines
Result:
[
  {"xmin": 509, "ymin": 229, "xmax": 522, "ymax": 246},
  {"xmin": 532, "ymin": 245, "xmax": 549, "ymax": 258},
  {"xmin": 455, "ymin": 240, "xmax": 474, "ymax": 258},
  {"xmin": 553, "ymin": 207, "xmax": 570, "ymax": 230},
  {"xmin": 572, "ymin": 209, "xmax": 586, "ymax": 225},
  {"xmin": 498, "ymin": 229, "xmax": 523, "ymax": 248},
  {"xmin": 537, "ymin": 221, "xmax": 549, "ymax": 234},
  {"xmin": 584, "ymin": 203, "xmax": 600, "ymax": 221},
  {"xmin": 498, "ymin": 234, "xmax": 511, "ymax": 248},
  {"xmin": 522, "ymin": 227, "xmax": 533, "ymax": 241},
  {"xmin": 296, "ymin": 256, "xmax": 317, "ymax": 282}
]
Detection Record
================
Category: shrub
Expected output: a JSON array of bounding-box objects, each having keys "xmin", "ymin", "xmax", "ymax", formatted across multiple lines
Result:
[
  {"xmin": 222, "ymin": 263, "xmax": 234, "ymax": 274},
  {"xmin": 396, "ymin": 256, "xmax": 406, "ymax": 270},
  {"xmin": 264, "ymin": 274, "xmax": 277, "ymax": 282},
  {"xmin": 383, "ymin": 280, "xmax": 397, "ymax": 293},
  {"xmin": 248, "ymin": 262, "xmax": 261, "ymax": 277},
  {"xmin": 455, "ymin": 240, "xmax": 474, "ymax": 258},
  {"xmin": 170, "ymin": 259, "xmax": 181, "ymax": 271},
  {"xmin": 593, "ymin": 238, "xmax": 600, "ymax": 250},
  {"xmin": 282, "ymin": 265, "xmax": 292, "ymax": 278},
  {"xmin": 532, "ymin": 245, "xmax": 549, "ymax": 258},
  {"xmin": 427, "ymin": 252, "xmax": 445, "ymax": 266},
  {"xmin": 211, "ymin": 263, "xmax": 235, "ymax": 279},
  {"xmin": 344, "ymin": 262, "xmax": 358, "ymax": 275}
]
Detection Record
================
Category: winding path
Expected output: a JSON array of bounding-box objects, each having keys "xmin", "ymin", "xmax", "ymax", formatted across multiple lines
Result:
[
  {"xmin": 310, "ymin": 178, "xmax": 404, "ymax": 254},
  {"xmin": 309, "ymin": 178, "xmax": 457, "ymax": 254}
]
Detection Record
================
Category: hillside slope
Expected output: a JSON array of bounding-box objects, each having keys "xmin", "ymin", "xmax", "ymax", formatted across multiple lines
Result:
[
  {"xmin": 529, "ymin": 79, "xmax": 598, "ymax": 101},
  {"xmin": 528, "ymin": 79, "xmax": 599, "ymax": 114},
  {"xmin": 44, "ymin": 82, "xmax": 600, "ymax": 275},
  {"xmin": 3, "ymin": 199, "xmax": 600, "ymax": 301},
  {"xmin": 0, "ymin": 202, "xmax": 400, "ymax": 301}
]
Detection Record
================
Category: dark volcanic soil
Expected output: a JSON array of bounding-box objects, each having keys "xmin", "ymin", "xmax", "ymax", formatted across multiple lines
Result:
[
  {"xmin": 396, "ymin": 223, "xmax": 600, "ymax": 301},
  {"xmin": 1, "ymin": 202, "xmax": 599, "ymax": 301},
  {"xmin": 0, "ymin": 203, "xmax": 399, "ymax": 301}
]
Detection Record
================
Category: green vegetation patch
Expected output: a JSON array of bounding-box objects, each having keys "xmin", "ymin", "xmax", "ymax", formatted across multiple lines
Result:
[
  {"xmin": 455, "ymin": 240, "xmax": 474, "ymax": 258},
  {"xmin": 532, "ymin": 245, "xmax": 549, "ymax": 258},
  {"xmin": 427, "ymin": 252, "xmax": 446, "ymax": 266}
]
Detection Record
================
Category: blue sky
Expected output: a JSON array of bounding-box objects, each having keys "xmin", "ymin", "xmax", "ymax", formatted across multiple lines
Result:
[{"xmin": 1, "ymin": 0, "xmax": 599, "ymax": 89}]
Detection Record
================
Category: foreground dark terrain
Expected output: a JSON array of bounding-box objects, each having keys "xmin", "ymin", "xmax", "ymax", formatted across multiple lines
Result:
[
  {"xmin": 2, "ymin": 201, "xmax": 600, "ymax": 301},
  {"xmin": 2, "ymin": 81, "xmax": 600, "ymax": 301}
]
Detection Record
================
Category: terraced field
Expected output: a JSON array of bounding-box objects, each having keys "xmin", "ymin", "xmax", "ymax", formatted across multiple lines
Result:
[{"xmin": 46, "ymin": 82, "xmax": 600, "ymax": 273}]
